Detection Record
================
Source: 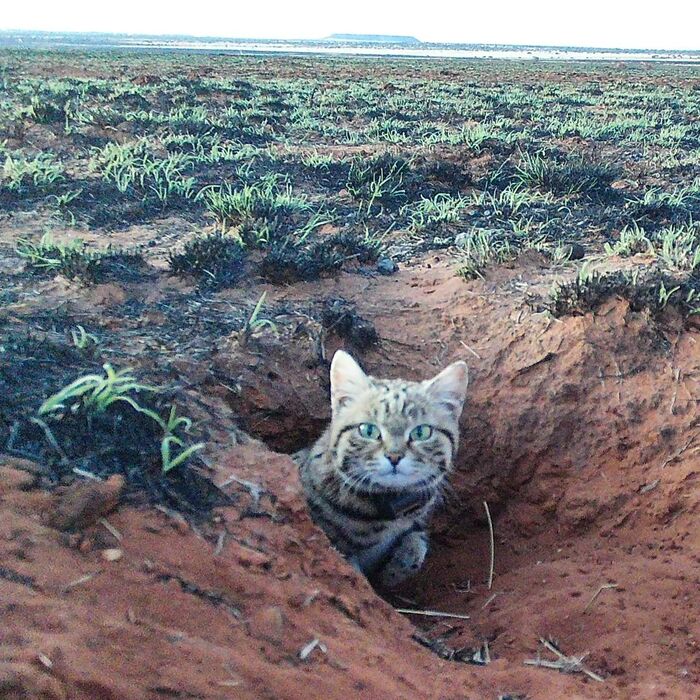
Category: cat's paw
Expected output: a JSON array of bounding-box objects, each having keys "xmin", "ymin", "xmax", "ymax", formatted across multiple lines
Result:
[{"xmin": 376, "ymin": 530, "xmax": 428, "ymax": 588}]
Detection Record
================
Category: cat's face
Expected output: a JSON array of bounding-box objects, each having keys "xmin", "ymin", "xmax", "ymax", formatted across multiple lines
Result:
[{"xmin": 328, "ymin": 351, "xmax": 468, "ymax": 491}]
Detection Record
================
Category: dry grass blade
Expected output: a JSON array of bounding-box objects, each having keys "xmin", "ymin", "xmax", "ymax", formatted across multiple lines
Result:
[
  {"xmin": 61, "ymin": 570, "xmax": 101, "ymax": 593},
  {"xmin": 99, "ymin": 517, "xmax": 123, "ymax": 541},
  {"xmin": 484, "ymin": 500, "xmax": 495, "ymax": 589},
  {"xmin": 583, "ymin": 583, "xmax": 618, "ymax": 614},
  {"xmin": 298, "ymin": 637, "xmax": 327, "ymax": 661},
  {"xmin": 37, "ymin": 653, "xmax": 53, "ymax": 669},
  {"xmin": 72, "ymin": 467, "xmax": 101, "ymax": 481},
  {"xmin": 218, "ymin": 473, "xmax": 266, "ymax": 506},
  {"xmin": 395, "ymin": 608, "xmax": 470, "ymax": 620},
  {"xmin": 213, "ymin": 530, "xmax": 226, "ymax": 556},
  {"xmin": 459, "ymin": 340, "xmax": 482, "ymax": 359},
  {"xmin": 481, "ymin": 592, "xmax": 500, "ymax": 609},
  {"xmin": 661, "ymin": 431, "xmax": 700, "ymax": 468}
]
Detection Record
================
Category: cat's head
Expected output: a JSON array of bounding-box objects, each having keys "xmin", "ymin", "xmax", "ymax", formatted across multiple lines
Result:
[{"xmin": 328, "ymin": 350, "xmax": 468, "ymax": 491}]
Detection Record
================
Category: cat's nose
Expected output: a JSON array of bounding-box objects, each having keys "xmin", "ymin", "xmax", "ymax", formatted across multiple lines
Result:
[{"xmin": 386, "ymin": 452, "xmax": 403, "ymax": 467}]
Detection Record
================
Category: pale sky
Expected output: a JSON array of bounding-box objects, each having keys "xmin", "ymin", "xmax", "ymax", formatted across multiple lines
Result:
[{"xmin": 1, "ymin": 1, "xmax": 698, "ymax": 51}]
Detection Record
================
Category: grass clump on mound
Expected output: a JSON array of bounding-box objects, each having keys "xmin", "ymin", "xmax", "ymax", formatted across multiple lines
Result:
[
  {"xmin": 456, "ymin": 228, "xmax": 518, "ymax": 279},
  {"xmin": 167, "ymin": 233, "xmax": 247, "ymax": 289},
  {"xmin": 16, "ymin": 233, "xmax": 147, "ymax": 284},
  {"xmin": 604, "ymin": 222, "xmax": 700, "ymax": 272},
  {"xmin": 346, "ymin": 153, "xmax": 411, "ymax": 212},
  {"xmin": 37, "ymin": 364, "xmax": 204, "ymax": 475},
  {"xmin": 1, "ymin": 152, "xmax": 65, "ymax": 196},
  {"xmin": 548, "ymin": 264, "xmax": 700, "ymax": 318},
  {"xmin": 10, "ymin": 362, "xmax": 223, "ymax": 513},
  {"xmin": 622, "ymin": 186, "xmax": 700, "ymax": 229},
  {"xmin": 260, "ymin": 229, "xmax": 382, "ymax": 284},
  {"xmin": 514, "ymin": 151, "xmax": 621, "ymax": 199},
  {"xmin": 203, "ymin": 176, "xmax": 310, "ymax": 234}
]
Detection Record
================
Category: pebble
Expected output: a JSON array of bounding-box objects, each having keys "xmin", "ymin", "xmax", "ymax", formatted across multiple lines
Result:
[
  {"xmin": 376, "ymin": 257, "xmax": 398, "ymax": 275},
  {"xmin": 563, "ymin": 242, "xmax": 586, "ymax": 260},
  {"xmin": 101, "ymin": 548, "xmax": 123, "ymax": 562}
]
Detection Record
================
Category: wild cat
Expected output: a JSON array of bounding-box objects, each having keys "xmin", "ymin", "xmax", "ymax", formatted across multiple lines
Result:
[{"xmin": 296, "ymin": 350, "xmax": 468, "ymax": 587}]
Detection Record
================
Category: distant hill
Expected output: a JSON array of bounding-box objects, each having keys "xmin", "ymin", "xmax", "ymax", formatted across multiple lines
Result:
[{"xmin": 327, "ymin": 33, "xmax": 421, "ymax": 44}]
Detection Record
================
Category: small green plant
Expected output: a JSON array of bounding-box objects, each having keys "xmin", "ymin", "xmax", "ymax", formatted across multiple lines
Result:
[
  {"xmin": 604, "ymin": 224, "xmax": 654, "ymax": 257},
  {"xmin": 39, "ymin": 365, "xmax": 204, "ymax": 474},
  {"xmin": 300, "ymin": 151, "xmax": 338, "ymax": 170},
  {"xmin": 70, "ymin": 325, "xmax": 99, "ymax": 351},
  {"xmin": 22, "ymin": 94, "xmax": 69, "ymax": 124},
  {"xmin": 89, "ymin": 140, "xmax": 197, "ymax": 204},
  {"xmin": 515, "ymin": 151, "xmax": 620, "ymax": 198},
  {"xmin": 16, "ymin": 233, "xmax": 85, "ymax": 272},
  {"xmin": 38, "ymin": 364, "xmax": 161, "ymax": 420},
  {"xmin": 604, "ymin": 223, "xmax": 700, "ymax": 271},
  {"xmin": 407, "ymin": 193, "xmax": 470, "ymax": 232},
  {"xmin": 457, "ymin": 228, "xmax": 515, "ymax": 279},
  {"xmin": 576, "ymin": 259, "xmax": 599, "ymax": 285},
  {"xmin": 49, "ymin": 188, "xmax": 83, "ymax": 208},
  {"xmin": 657, "ymin": 281, "xmax": 681, "ymax": 309},
  {"xmin": 160, "ymin": 406, "xmax": 205, "ymax": 474},
  {"xmin": 16, "ymin": 233, "xmax": 145, "ymax": 284},
  {"xmin": 239, "ymin": 292, "xmax": 277, "ymax": 346},
  {"xmin": 469, "ymin": 183, "xmax": 553, "ymax": 217},
  {"xmin": 656, "ymin": 224, "xmax": 700, "ymax": 271},
  {"xmin": 1, "ymin": 152, "xmax": 65, "ymax": 193},
  {"xmin": 202, "ymin": 178, "xmax": 309, "ymax": 233}
]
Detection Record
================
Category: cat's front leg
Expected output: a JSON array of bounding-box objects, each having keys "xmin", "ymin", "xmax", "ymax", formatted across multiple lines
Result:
[{"xmin": 375, "ymin": 528, "xmax": 429, "ymax": 588}]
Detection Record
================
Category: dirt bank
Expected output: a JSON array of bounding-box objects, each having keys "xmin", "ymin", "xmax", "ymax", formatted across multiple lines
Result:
[{"xmin": 2, "ymin": 257, "xmax": 698, "ymax": 699}]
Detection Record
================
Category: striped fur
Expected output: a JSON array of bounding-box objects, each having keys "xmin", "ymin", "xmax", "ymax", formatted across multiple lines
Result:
[{"xmin": 297, "ymin": 351, "xmax": 468, "ymax": 587}]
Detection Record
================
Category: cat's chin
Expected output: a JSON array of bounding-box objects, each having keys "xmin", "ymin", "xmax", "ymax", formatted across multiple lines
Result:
[{"xmin": 369, "ymin": 470, "xmax": 432, "ymax": 489}]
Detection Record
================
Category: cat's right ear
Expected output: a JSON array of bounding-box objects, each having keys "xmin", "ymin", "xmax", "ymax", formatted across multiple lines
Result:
[{"xmin": 330, "ymin": 350, "xmax": 370, "ymax": 414}]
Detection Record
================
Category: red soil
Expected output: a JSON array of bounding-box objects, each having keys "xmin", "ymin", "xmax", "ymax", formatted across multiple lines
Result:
[{"xmin": 1, "ymin": 257, "xmax": 698, "ymax": 699}]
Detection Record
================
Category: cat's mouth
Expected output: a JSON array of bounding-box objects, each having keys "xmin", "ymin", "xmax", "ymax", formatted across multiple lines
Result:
[{"xmin": 369, "ymin": 471, "xmax": 430, "ymax": 488}]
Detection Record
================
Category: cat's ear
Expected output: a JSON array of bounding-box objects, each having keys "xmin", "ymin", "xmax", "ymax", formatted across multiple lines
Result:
[
  {"xmin": 425, "ymin": 361, "xmax": 469, "ymax": 418},
  {"xmin": 330, "ymin": 350, "xmax": 370, "ymax": 413}
]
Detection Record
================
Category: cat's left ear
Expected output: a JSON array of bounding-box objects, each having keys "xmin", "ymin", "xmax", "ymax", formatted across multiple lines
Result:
[{"xmin": 425, "ymin": 361, "xmax": 469, "ymax": 418}]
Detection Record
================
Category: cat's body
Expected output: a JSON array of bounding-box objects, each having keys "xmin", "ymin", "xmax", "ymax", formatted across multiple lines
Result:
[{"xmin": 296, "ymin": 351, "xmax": 468, "ymax": 587}]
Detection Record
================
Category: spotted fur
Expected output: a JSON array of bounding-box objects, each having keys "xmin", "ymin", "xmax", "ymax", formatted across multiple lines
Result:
[{"xmin": 296, "ymin": 350, "xmax": 468, "ymax": 587}]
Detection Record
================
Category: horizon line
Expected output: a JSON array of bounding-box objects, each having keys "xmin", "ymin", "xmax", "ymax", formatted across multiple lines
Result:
[{"xmin": 1, "ymin": 27, "xmax": 698, "ymax": 55}]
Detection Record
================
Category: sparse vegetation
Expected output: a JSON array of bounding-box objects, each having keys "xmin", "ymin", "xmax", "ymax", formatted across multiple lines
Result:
[
  {"xmin": 547, "ymin": 265, "xmax": 700, "ymax": 317},
  {"xmin": 0, "ymin": 45, "xmax": 699, "ymax": 700},
  {"xmin": 203, "ymin": 177, "xmax": 310, "ymax": 233}
]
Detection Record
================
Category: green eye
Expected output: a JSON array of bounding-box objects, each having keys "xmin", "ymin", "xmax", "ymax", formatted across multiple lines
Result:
[
  {"xmin": 358, "ymin": 423, "xmax": 381, "ymax": 440},
  {"xmin": 409, "ymin": 424, "xmax": 433, "ymax": 442}
]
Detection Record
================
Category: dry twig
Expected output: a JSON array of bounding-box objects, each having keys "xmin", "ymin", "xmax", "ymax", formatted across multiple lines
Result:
[{"xmin": 525, "ymin": 637, "xmax": 604, "ymax": 683}]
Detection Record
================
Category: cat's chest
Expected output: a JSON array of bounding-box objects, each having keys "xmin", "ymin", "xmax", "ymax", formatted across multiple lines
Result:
[
  {"xmin": 368, "ymin": 490, "xmax": 433, "ymax": 520},
  {"xmin": 349, "ymin": 518, "xmax": 417, "ymax": 571}
]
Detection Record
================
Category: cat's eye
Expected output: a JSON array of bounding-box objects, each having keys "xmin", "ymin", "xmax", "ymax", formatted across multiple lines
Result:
[
  {"xmin": 358, "ymin": 423, "xmax": 381, "ymax": 440},
  {"xmin": 409, "ymin": 424, "xmax": 433, "ymax": 442}
]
